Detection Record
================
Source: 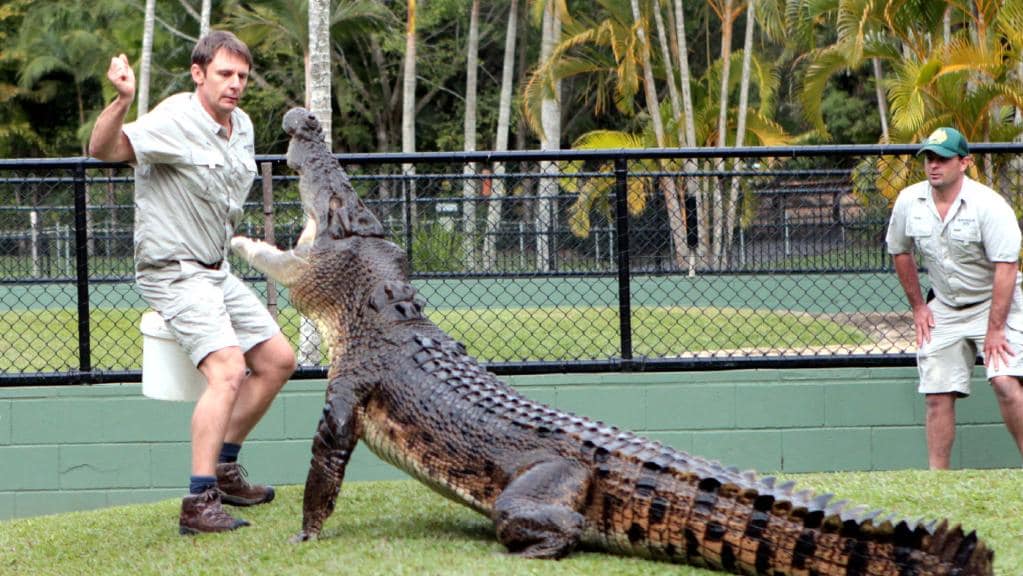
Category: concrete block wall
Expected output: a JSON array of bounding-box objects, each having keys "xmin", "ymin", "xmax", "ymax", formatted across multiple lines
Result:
[{"xmin": 0, "ymin": 366, "xmax": 1018, "ymax": 521}]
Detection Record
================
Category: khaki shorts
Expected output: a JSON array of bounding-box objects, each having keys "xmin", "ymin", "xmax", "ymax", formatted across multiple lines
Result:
[
  {"xmin": 917, "ymin": 298, "xmax": 1023, "ymax": 396},
  {"xmin": 135, "ymin": 260, "xmax": 280, "ymax": 366}
]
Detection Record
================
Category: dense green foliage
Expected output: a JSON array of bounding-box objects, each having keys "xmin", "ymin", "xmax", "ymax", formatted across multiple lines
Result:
[
  {"xmin": 1, "ymin": 471, "xmax": 1021, "ymax": 575},
  {"xmin": 9, "ymin": 0, "xmax": 1017, "ymax": 159}
]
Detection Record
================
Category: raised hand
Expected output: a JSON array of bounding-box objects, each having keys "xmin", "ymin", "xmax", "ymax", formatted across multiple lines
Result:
[{"xmin": 106, "ymin": 53, "xmax": 136, "ymax": 102}]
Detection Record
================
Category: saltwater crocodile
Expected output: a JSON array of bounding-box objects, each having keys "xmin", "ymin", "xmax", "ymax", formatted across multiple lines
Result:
[{"xmin": 230, "ymin": 107, "xmax": 995, "ymax": 575}]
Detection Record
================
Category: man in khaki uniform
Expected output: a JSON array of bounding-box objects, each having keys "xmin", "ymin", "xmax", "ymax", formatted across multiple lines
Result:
[
  {"xmin": 886, "ymin": 127, "xmax": 1023, "ymax": 469},
  {"xmin": 88, "ymin": 31, "xmax": 296, "ymax": 533}
]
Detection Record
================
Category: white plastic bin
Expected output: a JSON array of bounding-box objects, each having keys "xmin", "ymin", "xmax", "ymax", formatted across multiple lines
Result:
[{"xmin": 140, "ymin": 310, "xmax": 207, "ymax": 401}]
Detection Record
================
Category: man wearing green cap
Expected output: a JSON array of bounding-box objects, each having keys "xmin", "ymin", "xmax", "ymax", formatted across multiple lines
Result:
[{"xmin": 886, "ymin": 127, "xmax": 1023, "ymax": 469}]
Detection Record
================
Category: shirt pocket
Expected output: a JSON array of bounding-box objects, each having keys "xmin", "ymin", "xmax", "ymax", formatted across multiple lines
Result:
[
  {"xmin": 906, "ymin": 211, "xmax": 936, "ymax": 260},
  {"xmin": 949, "ymin": 220, "xmax": 984, "ymax": 260},
  {"xmin": 186, "ymin": 149, "xmax": 227, "ymax": 204}
]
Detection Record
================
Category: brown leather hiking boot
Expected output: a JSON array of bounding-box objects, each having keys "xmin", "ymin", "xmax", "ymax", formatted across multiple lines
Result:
[
  {"xmin": 216, "ymin": 462, "xmax": 276, "ymax": 507},
  {"xmin": 179, "ymin": 488, "xmax": 250, "ymax": 535}
]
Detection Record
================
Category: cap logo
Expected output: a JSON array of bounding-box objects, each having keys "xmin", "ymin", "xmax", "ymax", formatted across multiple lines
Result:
[{"xmin": 926, "ymin": 129, "xmax": 949, "ymax": 145}]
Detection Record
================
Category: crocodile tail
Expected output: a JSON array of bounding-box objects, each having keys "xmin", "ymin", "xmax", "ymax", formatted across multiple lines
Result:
[
  {"xmin": 675, "ymin": 468, "xmax": 995, "ymax": 575},
  {"xmin": 587, "ymin": 442, "xmax": 994, "ymax": 575}
]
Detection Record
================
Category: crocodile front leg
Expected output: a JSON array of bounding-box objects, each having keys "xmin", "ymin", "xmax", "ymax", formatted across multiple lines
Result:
[
  {"xmin": 492, "ymin": 459, "xmax": 591, "ymax": 559},
  {"xmin": 292, "ymin": 381, "xmax": 362, "ymax": 542},
  {"xmin": 230, "ymin": 236, "xmax": 310, "ymax": 286}
]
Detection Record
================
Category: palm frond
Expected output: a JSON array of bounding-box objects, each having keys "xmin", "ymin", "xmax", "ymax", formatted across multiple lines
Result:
[
  {"xmin": 799, "ymin": 45, "xmax": 853, "ymax": 137},
  {"xmin": 887, "ymin": 57, "xmax": 941, "ymax": 134}
]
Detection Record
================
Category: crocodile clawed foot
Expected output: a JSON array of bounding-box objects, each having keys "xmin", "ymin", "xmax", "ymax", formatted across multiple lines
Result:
[
  {"xmin": 495, "ymin": 506, "xmax": 583, "ymax": 560},
  {"xmin": 508, "ymin": 538, "xmax": 575, "ymax": 560}
]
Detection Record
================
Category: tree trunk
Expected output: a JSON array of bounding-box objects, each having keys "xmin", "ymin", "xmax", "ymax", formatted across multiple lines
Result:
[
  {"xmin": 537, "ymin": 1, "xmax": 561, "ymax": 273},
  {"xmin": 138, "ymin": 0, "xmax": 155, "ymax": 115},
  {"xmin": 484, "ymin": 0, "xmax": 518, "ymax": 271},
  {"xmin": 402, "ymin": 0, "xmax": 418, "ymax": 226},
  {"xmin": 872, "ymin": 58, "xmax": 890, "ymax": 140},
  {"xmin": 462, "ymin": 0, "xmax": 481, "ymax": 271},
  {"xmin": 711, "ymin": 0, "xmax": 734, "ymax": 269},
  {"xmin": 308, "ymin": 0, "xmax": 332, "ymax": 143},
  {"xmin": 514, "ymin": 0, "xmax": 531, "ymax": 151},
  {"xmin": 723, "ymin": 0, "xmax": 754, "ymax": 269},
  {"xmin": 653, "ymin": 0, "xmax": 683, "ymax": 145},
  {"xmin": 631, "ymin": 0, "xmax": 686, "ymax": 270},
  {"xmin": 299, "ymin": 0, "xmax": 332, "ymax": 366},
  {"xmin": 673, "ymin": 0, "xmax": 702, "ymax": 274},
  {"xmin": 200, "ymin": 0, "xmax": 211, "ymax": 37},
  {"xmin": 370, "ymin": 36, "xmax": 393, "ymax": 154}
]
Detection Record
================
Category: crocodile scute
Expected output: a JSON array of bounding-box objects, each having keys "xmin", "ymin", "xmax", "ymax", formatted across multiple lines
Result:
[{"xmin": 232, "ymin": 107, "xmax": 994, "ymax": 576}]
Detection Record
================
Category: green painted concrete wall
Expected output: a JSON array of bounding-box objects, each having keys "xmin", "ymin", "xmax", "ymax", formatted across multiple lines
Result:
[{"xmin": 1, "ymin": 366, "xmax": 1018, "ymax": 521}]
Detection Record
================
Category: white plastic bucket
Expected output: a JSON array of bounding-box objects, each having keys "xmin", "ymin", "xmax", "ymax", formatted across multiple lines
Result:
[{"xmin": 140, "ymin": 310, "xmax": 207, "ymax": 401}]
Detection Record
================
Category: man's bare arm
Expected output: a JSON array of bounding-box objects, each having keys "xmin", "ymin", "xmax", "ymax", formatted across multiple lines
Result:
[
  {"xmin": 892, "ymin": 252, "xmax": 926, "ymax": 309},
  {"xmin": 893, "ymin": 251, "xmax": 933, "ymax": 346},
  {"xmin": 987, "ymin": 261, "xmax": 1018, "ymax": 332},
  {"xmin": 88, "ymin": 54, "xmax": 137, "ymax": 163}
]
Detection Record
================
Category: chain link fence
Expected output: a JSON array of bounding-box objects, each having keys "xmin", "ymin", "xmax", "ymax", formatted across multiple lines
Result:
[{"xmin": 2, "ymin": 145, "xmax": 1022, "ymax": 385}]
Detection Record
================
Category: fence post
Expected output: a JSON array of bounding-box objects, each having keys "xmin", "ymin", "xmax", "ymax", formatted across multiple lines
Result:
[
  {"xmin": 29, "ymin": 210, "xmax": 39, "ymax": 277},
  {"xmin": 614, "ymin": 157, "xmax": 632, "ymax": 368},
  {"xmin": 261, "ymin": 162, "xmax": 277, "ymax": 320},
  {"xmin": 73, "ymin": 161, "xmax": 91, "ymax": 376}
]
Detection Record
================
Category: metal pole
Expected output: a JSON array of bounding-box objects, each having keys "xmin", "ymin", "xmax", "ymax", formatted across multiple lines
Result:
[
  {"xmin": 614, "ymin": 157, "xmax": 632, "ymax": 366},
  {"xmin": 73, "ymin": 162, "xmax": 91, "ymax": 375},
  {"xmin": 261, "ymin": 162, "xmax": 277, "ymax": 320},
  {"xmin": 30, "ymin": 210, "xmax": 39, "ymax": 277},
  {"xmin": 519, "ymin": 221, "xmax": 525, "ymax": 269}
]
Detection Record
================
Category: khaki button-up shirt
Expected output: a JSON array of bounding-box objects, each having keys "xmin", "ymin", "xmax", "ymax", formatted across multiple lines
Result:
[
  {"xmin": 886, "ymin": 176, "xmax": 1022, "ymax": 307},
  {"xmin": 123, "ymin": 92, "xmax": 257, "ymax": 271}
]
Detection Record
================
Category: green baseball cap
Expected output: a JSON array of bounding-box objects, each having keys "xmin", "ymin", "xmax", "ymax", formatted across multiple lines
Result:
[{"xmin": 916, "ymin": 127, "xmax": 969, "ymax": 158}]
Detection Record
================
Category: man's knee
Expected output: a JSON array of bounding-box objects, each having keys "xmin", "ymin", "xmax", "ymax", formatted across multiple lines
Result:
[
  {"xmin": 200, "ymin": 347, "xmax": 248, "ymax": 391},
  {"xmin": 989, "ymin": 376, "xmax": 1023, "ymax": 403},
  {"xmin": 924, "ymin": 392, "xmax": 956, "ymax": 416},
  {"xmin": 249, "ymin": 334, "xmax": 297, "ymax": 380}
]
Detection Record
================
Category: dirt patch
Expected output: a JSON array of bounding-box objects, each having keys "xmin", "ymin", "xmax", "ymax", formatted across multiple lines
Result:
[
  {"xmin": 830, "ymin": 311, "xmax": 915, "ymax": 354},
  {"xmin": 672, "ymin": 310, "xmax": 916, "ymax": 359}
]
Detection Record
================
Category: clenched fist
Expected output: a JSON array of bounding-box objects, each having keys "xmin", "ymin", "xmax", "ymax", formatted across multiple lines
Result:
[{"xmin": 106, "ymin": 54, "xmax": 136, "ymax": 102}]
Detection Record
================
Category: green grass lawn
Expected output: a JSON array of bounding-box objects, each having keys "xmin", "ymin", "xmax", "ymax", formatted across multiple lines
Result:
[
  {"xmin": 0, "ymin": 470, "xmax": 1019, "ymax": 576},
  {"xmin": 0, "ymin": 305, "xmax": 869, "ymax": 372}
]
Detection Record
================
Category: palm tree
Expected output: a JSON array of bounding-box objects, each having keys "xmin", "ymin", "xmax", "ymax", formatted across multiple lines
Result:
[
  {"xmin": 483, "ymin": 0, "xmax": 521, "ymax": 270},
  {"xmin": 524, "ymin": 0, "xmax": 691, "ymax": 269},
  {"xmin": 462, "ymin": 0, "xmax": 481, "ymax": 271},
  {"xmin": 299, "ymin": 0, "xmax": 333, "ymax": 366},
  {"xmin": 201, "ymin": 0, "xmax": 212, "ymax": 37},
  {"xmin": 792, "ymin": 0, "xmax": 947, "ymax": 142},
  {"xmin": 225, "ymin": 0, "xmax": 390, "ymax": 142},
  {"xmin": 568, "ymin": 50, "xmax": 790, "ymax": 245},
  {"xmin": 16, "ymin": 2, "xmax": 118, "ymax": 255},
  {"xmin": 721, "ymin": 0, "xmax": 755, "ymax": 268},
  {"xmin": 707, "ymin": 0, "xmax": 745, "ymax": 268},
  {"xmin": 533, "ymin": 0, "xmax": 567, "ymax": 272},
  {"xmin": 671, "ymin": 0, "xmax": 701, "ymax": 272},
  {"xmin": 308, "ymin": 0, "xmax": 332, "ymax": 140},
  {"xmin": 834, "ymin": 2, "xmax": 1023, "ymax": 203},
  {"xmin": 402, "ymin": 0, "xmax": 418, "ymax": 225},
  {"xmin": 628, "ymin": 0, "xmax": 688, "ymax": 269},
  {"xmin": 138, "ymin": 0, "xmax": 156, "ymax": 115},
  {"xmin": 15, "ymin": 3, "xmax": 115, "ymax": 155}
]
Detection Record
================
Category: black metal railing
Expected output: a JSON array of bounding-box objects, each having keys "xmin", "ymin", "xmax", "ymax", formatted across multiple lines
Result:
[{"xmin": 2, "ymin": 143, "xmax": 1022, "ymax": 385}]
